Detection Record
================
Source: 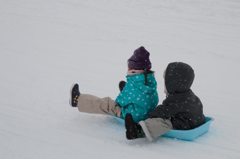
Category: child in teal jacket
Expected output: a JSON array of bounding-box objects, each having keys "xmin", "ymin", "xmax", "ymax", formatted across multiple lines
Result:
[
  {"xmin": 69, "ymin": 46, "xmax": 159, "ymax": 123},
  {"xmin": 116, "ymin": 72, "xmax": 158, "ymax": 123}
]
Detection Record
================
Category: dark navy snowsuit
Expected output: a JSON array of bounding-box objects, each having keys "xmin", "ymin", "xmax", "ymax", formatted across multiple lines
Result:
[{"xmin": 149, "ymin": 62, "xmax": 205, "ymax": 130}]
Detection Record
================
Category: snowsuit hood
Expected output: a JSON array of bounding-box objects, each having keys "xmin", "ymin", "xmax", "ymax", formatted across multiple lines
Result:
[{"xmin": 165, "ymin": 62, "xmax": 194, "ymax": 94}]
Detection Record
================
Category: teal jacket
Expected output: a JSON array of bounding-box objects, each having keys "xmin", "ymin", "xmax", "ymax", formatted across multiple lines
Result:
[{"xmin": 115, "ymin": 73, "xmax": 159, "ymax": 123}]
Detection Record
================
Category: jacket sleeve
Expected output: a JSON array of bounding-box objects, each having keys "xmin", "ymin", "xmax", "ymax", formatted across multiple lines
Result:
[{"xmin": 148, "ymin": 102, "xmax": 188, "ymax": 119}]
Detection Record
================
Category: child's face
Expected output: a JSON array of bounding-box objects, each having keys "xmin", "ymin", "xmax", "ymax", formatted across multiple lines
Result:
[{"xmin": 163, "ymin": 69, "xmax": 167, "ymax": 94}]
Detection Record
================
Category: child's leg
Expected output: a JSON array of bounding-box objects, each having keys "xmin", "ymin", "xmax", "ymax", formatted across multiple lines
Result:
[
  {"xmin": 77, "ymin": 94, "xmax": 122, "ymax": 118},
  {"xmin": 139, "ymin": 118, "xmax": 173, "ymax": 141}
]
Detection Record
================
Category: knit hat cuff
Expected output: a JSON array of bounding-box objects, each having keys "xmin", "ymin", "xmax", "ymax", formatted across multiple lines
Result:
[{"xmin": 128, "ymin": 60, "xmax": 152, "ymax": 69}]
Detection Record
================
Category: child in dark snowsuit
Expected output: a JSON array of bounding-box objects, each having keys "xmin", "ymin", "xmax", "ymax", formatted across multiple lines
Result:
[
  {"xmin": 69, "ymin": 46, "xmax": 159, "ymax": 123},
  {"xmin": 125, "ymin": 62, "xmax": 205, "ymax": 141}
]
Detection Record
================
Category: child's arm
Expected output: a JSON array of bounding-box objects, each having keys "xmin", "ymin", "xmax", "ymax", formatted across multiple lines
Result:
[{"xmin": 148, "ymin": 103, "xmax": 187, "ymax": 119}]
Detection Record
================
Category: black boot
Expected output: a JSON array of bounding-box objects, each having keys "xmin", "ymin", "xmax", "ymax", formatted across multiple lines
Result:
[
  {"xmin": 125, "ymin": 114, "xmax": 145, "ymax": 140},
  {"xmin": 119, "ymin": 81, "xmax": 126, "ymax": 92},
  {"xmin": 69, "ymin": 83, "xmax": 81, "ymax": 107}
]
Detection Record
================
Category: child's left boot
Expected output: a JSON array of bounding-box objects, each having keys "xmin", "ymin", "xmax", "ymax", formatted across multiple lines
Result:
[
  {"xmin": 69, "ymin": 83, "xmax": 81, "ymax": 107},
  {"xmin": 125, "ymin": 113, "xmax": 145, "ymax": 140}
]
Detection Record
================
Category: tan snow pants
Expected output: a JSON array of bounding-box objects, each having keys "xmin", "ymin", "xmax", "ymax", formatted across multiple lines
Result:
[
  {"xmin": 77, "ymin": 94, "xmax": 122, "ymax": 118},
  {"xmin": 139, "ymin": 118, "xmax": 173, "ymax": 141}
]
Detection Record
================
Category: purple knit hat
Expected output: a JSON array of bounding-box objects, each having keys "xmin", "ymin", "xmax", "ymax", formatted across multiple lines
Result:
[{"xmin": 127, "ymin": 46, "xmax": 152, "ymax": 69}]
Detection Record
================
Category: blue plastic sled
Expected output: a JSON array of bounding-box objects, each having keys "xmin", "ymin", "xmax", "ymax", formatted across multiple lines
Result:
[{"xmin": 109, "ymin": 115, "xmax": 214, "ymax": 141}]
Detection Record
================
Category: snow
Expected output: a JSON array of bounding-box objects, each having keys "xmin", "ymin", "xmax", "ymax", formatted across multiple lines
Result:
[{"xmin": 0, "ymin": 0, "xmax": 240, "ymax": 158}]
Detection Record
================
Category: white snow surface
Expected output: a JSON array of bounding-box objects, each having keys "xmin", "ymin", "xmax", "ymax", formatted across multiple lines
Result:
[{"xmin": 1, "ymin": 0, "xmax": 240, "ymax": 159}]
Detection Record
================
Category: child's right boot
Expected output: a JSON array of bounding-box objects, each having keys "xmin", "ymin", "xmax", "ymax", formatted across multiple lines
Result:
[
  {"xmin": 69, "ymin": 83, "xmax": 81, "ymax": 107},
  {"xmin": 125, "ymin": 114, "xmax": 145, "ymax": 140}
]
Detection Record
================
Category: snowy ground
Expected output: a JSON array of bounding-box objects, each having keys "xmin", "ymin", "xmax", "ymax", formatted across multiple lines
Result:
[{"xmin": 1, "ymin": 0, "xmax": 240, "ymax": 158}]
